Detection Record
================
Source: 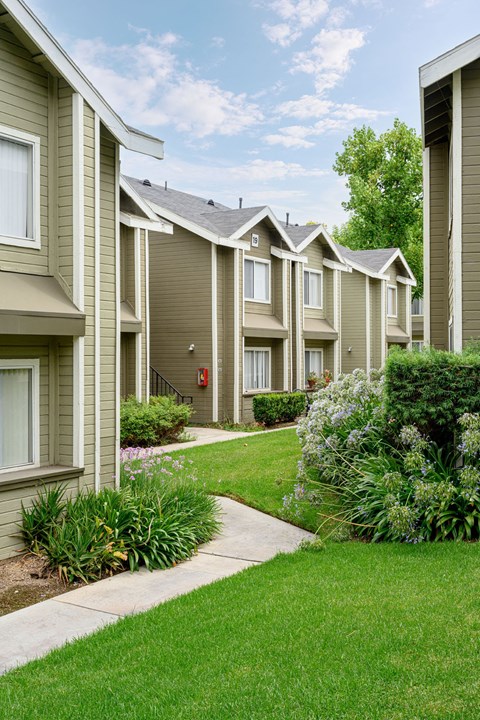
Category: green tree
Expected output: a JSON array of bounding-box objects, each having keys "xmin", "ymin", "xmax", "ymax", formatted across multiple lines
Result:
[{"xmin": 332, "ymin": 119, "xmax": 423, "ymax": 296}]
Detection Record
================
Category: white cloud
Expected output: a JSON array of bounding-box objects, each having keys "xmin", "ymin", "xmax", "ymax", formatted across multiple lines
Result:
[
  {"xmin": 264, "ymin": 100, "xmax": 390, "ymax": 146},
  {"xmin": 262, "ymin": 0, "xmax": 329, "ymax": 46},
  {"xmin": 69, "ymin": 32, "xmax": 262, "ymax": 138},
  {"xmin": 326, "ymin": 6, "xmax": 350, "ymax": 27},
  {"xmin": 291, "ymin": 27, "xmax": 366, "ymax": 92}
]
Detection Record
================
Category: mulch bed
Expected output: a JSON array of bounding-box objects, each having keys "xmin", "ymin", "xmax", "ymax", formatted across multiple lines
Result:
[{"xmin": 0, "ymin": 554, "xmax": 82, "ymax": 617}]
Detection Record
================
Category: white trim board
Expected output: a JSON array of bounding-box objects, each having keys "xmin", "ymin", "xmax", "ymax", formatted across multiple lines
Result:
[
  {"xmin": 452, "ymin": 69, "xmax": 463, "ymax": 352},
  {"xmin": 1, "ymin": 0, "xmax": 164, "ymax": 158},
  {"xmin": 423, "ymin": 147, "xmax": 431, "ymax": 345},
  {"xmin": 420, "ymin": 33, "xmax": 480, "ymax": 88}
]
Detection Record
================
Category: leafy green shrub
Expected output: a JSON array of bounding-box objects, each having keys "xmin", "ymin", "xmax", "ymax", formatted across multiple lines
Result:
[
  {"xmin": 120, "ymin": 395, "xmax": 192, "ymax": 447},
  {"xmin": 21, "ymin": 451, "xmax": 220, "ymax": 583},
  {"xmin": 384, "ymin": 347, "xmax": 480, "ymax": 441},
  {"xmin": 328, "ymin": 418, "xmax": 480, "ymax": 542},
  {"xmin": 253, "ymin": 392, "xmax": 306, "ymax": 426}
]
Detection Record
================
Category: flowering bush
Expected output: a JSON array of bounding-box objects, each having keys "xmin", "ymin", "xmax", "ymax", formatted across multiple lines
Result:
[
  {"xmin": 297, "ymin": 368, "xmax": 385, "ymax": 484},
  {"xmin": 290, "ymin": 366, "xmax": 480, "ymax": 543}
]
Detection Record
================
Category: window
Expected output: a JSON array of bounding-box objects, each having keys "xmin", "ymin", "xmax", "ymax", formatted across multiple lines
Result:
[
  {"xmin": 0, "ymin": 126, "xmax": 40, "ymax": 249},
  {"xmin": 411, "ymin": 297, "xmax": 424, "ymax": 315},
  {"xmin": 412, "ymin": 341, "xmax": 424, "ymax": 352},
  {"xmin": 0, "ymin": 360, "xmax": 39, "ymax": 473},
  {"xmin": 304, "ymin": 350, "xmax": 323, "ymax": 384},
  {"xmin": 244, "ymin": 349, "xmax": 270, "ymax": 391},
  {"xmin": 244, "ymin": 258, "xmax": 270, "ymax": 303},
  {"xmin": 304, "ymin": 270, "xmax": 323, "ymax": 308},
  {"xmin": 387, "ymin": 285, "xmax": 397, "ymax": 317}
]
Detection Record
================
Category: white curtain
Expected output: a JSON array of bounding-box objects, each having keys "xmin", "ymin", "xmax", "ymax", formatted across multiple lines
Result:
[
  {"xmin": 244, "ymin": 260, "xmax": 254, "ymax": 299},
  {"xmin": 0, "ymin": 368, "xmax": 32, "ymax": 469},
  {"xmin": 305, "ymin": 351, "xmax": 322, "ymax": 382},
  {"xmin": 254, "ymin": 262, "xmax": 268, "ymax": 301},
  {"xmin": 244, "ymin": 351, "xmax": 254, "ymax": 390},
  {"xmin": 304, "ymin": 271, "xmax": 322, "ymax": 307},
  {"xmin": 255, "ymin": 351, "xmax": 268, "ymax": 388},
  {"xmin": 0, "ymin": 137, "xmax": 32, "ymax": 239}
]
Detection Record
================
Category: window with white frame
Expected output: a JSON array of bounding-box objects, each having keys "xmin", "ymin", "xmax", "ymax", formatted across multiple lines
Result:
[
  {"xmin": 411, "ymin": 297, "xmax": 424, "ymax": 315},
  {"xmin": 412, "ymin": 341, "xmax": 424, "ymax": 352},
  {"xmin": 244, "ymin": 348, "xmax": 270, "ymax": 391},
  {"xmin": 304, "ymin": 349, "xmax": 323, "ymax": 384},
  {"xmin": 304, "ymin": 269, "xmax": 323, "ymax": 308},
  {"xmin": 0, "ymin": 126, "xmax": 40, "ymax": 249},
  {"xmin": 244, "ymin": 258, "xmax": 270, "ymax": 303},
  {"xmin": 0, "ymin": 360, "xmax": 39, "ymax": 473},
  {"xmin": 387, "ymin": 285, "xmax": 397, "ymax": 317}
]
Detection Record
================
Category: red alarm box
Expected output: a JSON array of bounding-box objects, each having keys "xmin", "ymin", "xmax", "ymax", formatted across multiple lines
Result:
[{"xmin": 197, "ymin": 368, "xmax": 209, "ymax": 386}]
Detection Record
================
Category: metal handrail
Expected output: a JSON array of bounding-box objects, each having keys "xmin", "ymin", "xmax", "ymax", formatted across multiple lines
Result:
[{"xmin": 149, "ymin": 366, "xmax": 193, "ymax": 405}]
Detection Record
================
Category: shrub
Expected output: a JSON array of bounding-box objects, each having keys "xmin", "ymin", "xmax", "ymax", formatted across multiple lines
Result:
[
  {"xmin": 120, "ymin": 395, "xmax": 192, "ymax": 447},
  {"xmin": 384, "ymin": 346, "xmax": 480, "ymax": 441},
  {"xmin": 296, "ymin": 368, "xmax": 385, "ymax": 483},
  {"xmin": 253, "ymin": 392, "xmax": 306, "ymax": 426},
  {"xmin": 21, "ymin": 451, "xmax": 220, "ymax": 583}
]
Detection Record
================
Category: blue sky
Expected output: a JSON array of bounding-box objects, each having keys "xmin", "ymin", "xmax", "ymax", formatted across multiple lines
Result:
[{"xmin": 30, "ymin": 0, "xmax": 480, "ymax": 228}]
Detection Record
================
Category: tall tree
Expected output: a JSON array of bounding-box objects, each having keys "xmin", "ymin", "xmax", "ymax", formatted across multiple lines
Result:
[{"xmin": 332, "ymin": 119, "xmax": 423, "ymax": 296}]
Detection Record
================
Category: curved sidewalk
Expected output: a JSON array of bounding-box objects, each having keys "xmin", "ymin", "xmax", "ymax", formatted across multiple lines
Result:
[
  {"xmin": 0, "ymin": 496, "xmax": 313, "ymax": 675},
  {"xmin": 154, "ymin": 424, "xmax": 295, "ymax": 453}
]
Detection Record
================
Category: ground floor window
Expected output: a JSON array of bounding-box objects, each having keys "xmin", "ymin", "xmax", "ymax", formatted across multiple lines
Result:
[
  {"xmin": 244, "ymin": 348, "xmax": 270, "ymax": 391},
  {"xmin": 412, "ymin": 341, "xmax": 424, "ymax": 352},
  {"xmin": 0, "ymin": 359, "xmax": 39, "ymax": 472},
  {"xmin": 304, "ymin": 349, "xmax": 323, "ymax": 384}
]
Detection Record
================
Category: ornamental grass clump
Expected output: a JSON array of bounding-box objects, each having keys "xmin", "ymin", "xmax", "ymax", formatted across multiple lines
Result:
[{"xmin": 21, "ymin": 451, "xmax": 220, "ymax": 583}]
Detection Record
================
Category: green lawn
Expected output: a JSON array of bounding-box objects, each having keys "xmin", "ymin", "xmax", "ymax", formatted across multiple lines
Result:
[
  {"xmin": 171, "ymin": 428, "xmax": 321, "ymax": 532},
  {"xmin": 2, "ymin": 542, "xmax": 479, "ymax": 719}
]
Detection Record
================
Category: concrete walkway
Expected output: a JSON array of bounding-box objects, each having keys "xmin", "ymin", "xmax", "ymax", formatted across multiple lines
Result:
[
  {"xmin": 154, "ymin": 424, "xmax": 295, "ymax": 453},
  {"xmin": 0, "ymin": 497, "xmax": 312, "ymax": 675}
]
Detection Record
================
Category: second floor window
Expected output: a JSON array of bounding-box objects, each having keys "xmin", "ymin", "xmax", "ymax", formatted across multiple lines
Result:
[
  {"xmin": 244, "ymin": 258, "xmax": 270, "ymax": 302},
  {"xmin": 0, "ymin": 127, "xmax": 39, "ymax": 248},
  {"xmin": 387, "ymin": 285, "xmax": 397, "ymax": 317},
  {"xmin": 304, "ymin": 270, "xmax": 323, "ymax": 308},
  {"xmin": 411, "ymin": 297, "xmax": 424, "ymax": 315}
]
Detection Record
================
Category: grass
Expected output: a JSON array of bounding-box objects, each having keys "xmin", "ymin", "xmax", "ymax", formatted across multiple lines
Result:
[
  {"xmin": 170, "ymin": 428, "xmax": 322, "ymax": 532},
  {"xmin": 1, "ymin": 542, "xmax": 479, "ymax": 719}
]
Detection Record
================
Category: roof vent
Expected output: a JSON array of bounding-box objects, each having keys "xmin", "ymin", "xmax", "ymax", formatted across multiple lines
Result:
[
  {"xmin": 239, "ymin": 197, "xmax": 243, "ymax": 209},
  {"xmin": 286, "ymin": 212, "xmax": 290, "ymax": 227},
  {"xmin": 143, "ymin": 179, "xmax": 151, "ymax": 187},
  {"xmin": 207, "ymin": 199, "xmax": 215, "ymax": 206}
]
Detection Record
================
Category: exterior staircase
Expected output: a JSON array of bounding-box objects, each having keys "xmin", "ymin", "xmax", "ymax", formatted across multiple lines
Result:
[{"xmin": 149, "ymin": 366, "xmax": 193, "ymax": 405}]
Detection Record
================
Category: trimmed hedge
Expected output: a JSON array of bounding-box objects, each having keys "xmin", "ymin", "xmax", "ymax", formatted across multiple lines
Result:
[
  {"xmin": 120, "ymin": 395, "xmax": 192, "ymax": 447},
  {"xmin": 253, "ymin": 392, "xmax": 306, "ymax": 426},
  {"xmin": 384, "ymin": 347, "xmax": 480, "ymax": 438}
]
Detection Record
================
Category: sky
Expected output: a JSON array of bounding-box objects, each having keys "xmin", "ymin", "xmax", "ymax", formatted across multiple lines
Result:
[{"xmin": 29, "ymin": 0, "xmax": 480, "ymax": 229}]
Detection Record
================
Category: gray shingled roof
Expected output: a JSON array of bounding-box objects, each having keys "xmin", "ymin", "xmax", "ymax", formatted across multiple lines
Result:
[
  {"xmin": 125, "ymin": 176, "xmax": 269, "ymax": 238},
  {"xmin": 336, "ymin": 244, "xmax": 398, "ymax": 273},
  {"xmin": 281, "ymin": 223, "xmax": 322, "ymax": 248}
]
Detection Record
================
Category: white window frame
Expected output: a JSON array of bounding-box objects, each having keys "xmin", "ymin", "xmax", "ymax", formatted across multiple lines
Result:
[
  {"xmin": 0, "ymin": 359, "xmax": 40, "ymax": 474},
  {"xmin": 243, "ymin": 347, "xmax": 271, "ymax": 392},
  {"xmin": 411, "ymin": 297, "xmax": 424, "ymax": 316},
  {"xmin": 387, "ymin": 284, "xmax": 397, "ymax": 318},
  {"xmin": 244, "ymin": 256, "xmax": 271, "ymax": 304},
  {"xmin": 0, "ymin": 124, "xmax": 41, "ymax": 250},
  {"xmin": 304, "ymin": 348, "xmax": 323, "ymax": 386},
  {"xmin": 303, "ymin": 269, "xmax": 323, "ymax": 309},
  {"xmin": 412, "ymin": 341, "xmax": 424, "ymax": 352}
]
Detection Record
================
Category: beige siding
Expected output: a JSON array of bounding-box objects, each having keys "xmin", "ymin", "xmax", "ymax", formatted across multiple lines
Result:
[
  {"xmin": 0, "ymin": 25, "xmax": 49, "ymax": 273},
  {"xmin": 222, "ymin": 249, "xmax": 235, "ymax": 420},
  {"xmin": 370, "ymin": 281, "xmax": 383, "ymax": 368},
  {"xmin": 462, "ymin": 60, "xmax": 480, "ymax": 341},
  {"xmin": 429, "ymin": 142, "xmax": 449, "ymax": 349},
  {"xmin": 149, "ymin": 226, "xmax": 213, "ymax": 424},
  {"xmin": 341, "ymin": 269, "xmax": 367, "ymax": 372},
  {"xmin": 57, "ymin": 79, "xmax": 73, "ymax": 290},
  {"xmin": 99, "ymin": 131, "xmax": 117, "ymax": 483}
]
